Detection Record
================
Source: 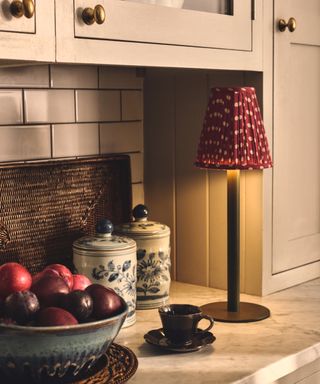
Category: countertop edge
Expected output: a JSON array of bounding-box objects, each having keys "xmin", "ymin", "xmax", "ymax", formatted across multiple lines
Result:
[{"xmin": 234, "ymin": 341, "xmax": 320, "ymax": 383}]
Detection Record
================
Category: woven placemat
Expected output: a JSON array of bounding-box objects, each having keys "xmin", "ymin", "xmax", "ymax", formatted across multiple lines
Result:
[{"xmin": 0, "ymin": 156, "xmax": 132, "ymax": 273}]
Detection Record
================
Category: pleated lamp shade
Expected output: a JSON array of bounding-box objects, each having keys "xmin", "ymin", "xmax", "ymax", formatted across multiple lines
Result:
[{"xmin": 195, "ymin": 87, "xmax": 272, "ymax": 170}]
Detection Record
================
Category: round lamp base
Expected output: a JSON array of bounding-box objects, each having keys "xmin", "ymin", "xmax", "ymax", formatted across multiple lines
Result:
[{"xmin": 200, "ymin": 301, "xmax": 270, "ymax": 323}]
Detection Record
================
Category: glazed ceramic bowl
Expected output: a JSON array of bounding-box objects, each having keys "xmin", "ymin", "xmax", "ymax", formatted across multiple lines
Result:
[{"xmin": 0, "ymin": 298, "xmax": 128, "ymax": 382}]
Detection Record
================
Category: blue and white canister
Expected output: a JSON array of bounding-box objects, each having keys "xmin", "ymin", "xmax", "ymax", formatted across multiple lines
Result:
[
  {"xmin": 117, "ymin": 205, "xmax": 171, "ymax": 310},
  {"xmin": 73, "ymin": 219, "xmax": 137, "ymax": 328}
]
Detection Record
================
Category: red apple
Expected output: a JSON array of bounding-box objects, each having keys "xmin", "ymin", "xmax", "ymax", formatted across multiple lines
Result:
[
  {"xmin": 86, "ymin": 284, "xmax": 123, "ymax": 320},
  {"xmin": 36, "ymin": 307, "xmax": 78, "ymax": 326},
  {"xmin": 44, "ymin": 264, "xmax": 73, "ymax": 290},
  {"xmin": 0, "ymin": 263, "xmax": 32, "ymax": 299},
  {"xmin": 32, "ymin": 268, "xmax": 60, "ymax": 285},
  {"xmin": 31, "ymin": 275, "xmax": 70, "ymax": 308},
  {"xmin": 72, "ymin": 274, "xmax": 92, "ymax": 291}
]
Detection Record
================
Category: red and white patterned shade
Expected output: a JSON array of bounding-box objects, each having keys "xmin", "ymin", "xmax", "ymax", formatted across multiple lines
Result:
[{"xmin": 195, "ymin": 87, "xmax": 272, "ymax": 170}]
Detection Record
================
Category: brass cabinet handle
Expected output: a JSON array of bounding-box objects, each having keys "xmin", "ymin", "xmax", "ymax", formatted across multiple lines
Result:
[
  {"xmin": 10, "ymin": 0, "xmax": 35, "ymax": 18},
  {"xmin": 278, "ymin": 17, "xmax": 297, "ymax": 32},
  {"xmin": 82, "ymin": 4, "xmax": 106, "ymax": 25}
]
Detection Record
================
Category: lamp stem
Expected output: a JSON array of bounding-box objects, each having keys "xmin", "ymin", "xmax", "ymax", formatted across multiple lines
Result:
[
  {"xmin": 200, "ymin": 168, "xmax": 270, "ymax": 322},
  {"xmin": 227, "ymin": 169, "xmax": 240, "ymax": 312}
]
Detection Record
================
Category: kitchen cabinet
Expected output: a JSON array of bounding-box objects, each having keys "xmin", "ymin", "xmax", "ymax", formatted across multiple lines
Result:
[
  {"xmin": 0, "ymin": 0, "xmax": 55, "ymax": 62},
  {"xmin": 0, "ymin": 0, "xmax": 261, "ymax": 70},
  {"xmin": 262, "ymin": 0, "xmax": 320, "ymax": 293},
  {"xmin": 56, "ymin": 0, "xmax": 262, "ymax": 70}
]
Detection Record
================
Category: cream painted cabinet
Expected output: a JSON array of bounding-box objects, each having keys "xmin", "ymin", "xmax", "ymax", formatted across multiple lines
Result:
[
  {"xmin": 0, "ymin": 0, "xmax": 55, "ymax": 62},
  {"xmin": 55, "ymin": 0, "xmax": 263, "ymax": 70},
  {"xmin": 263, "ymin": 0, "xmax": 320, "ymax": 293}
]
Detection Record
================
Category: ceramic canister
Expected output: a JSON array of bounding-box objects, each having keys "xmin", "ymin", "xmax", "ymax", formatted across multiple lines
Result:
[
  {"xmin": 73, "ymin": 219, "xmax": 137, "ymax": 328},
  {"xmin": 116, "ymin": 204, "xmax": 171, "ymax": 310}
]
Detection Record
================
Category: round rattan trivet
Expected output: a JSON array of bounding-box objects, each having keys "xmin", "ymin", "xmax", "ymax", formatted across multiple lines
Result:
[
  {"xmin": 2, "ymin": 343, "xmax": 138, "ymax": 384},
  {"xmin": 72, "ymin": 343, "xmax": 138, "ymax": 384}
]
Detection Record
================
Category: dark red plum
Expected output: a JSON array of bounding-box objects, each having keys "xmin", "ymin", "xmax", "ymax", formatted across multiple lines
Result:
[
  {"xmin": 85, "ymin": 284, "xmax": 123, "ymax": 320},
  {"xmin": 36, "ymin": 307, "xmax": 78, "ymax": 326},
  {"xmin": 61, "ymin": 290, "xmax": 93, "ymax": 322},
  {"xmin": 31, "ymin": 275, "xmax": 70, "ymax": 308},
  {"xmin": 4, "ymin": 290, "xmax": 39, "ymax": 325}
]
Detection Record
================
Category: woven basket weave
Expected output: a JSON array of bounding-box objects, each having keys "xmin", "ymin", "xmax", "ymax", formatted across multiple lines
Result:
[{"xmin": 0, "ymin": 156, "xmax": 132, "ymax": 274}]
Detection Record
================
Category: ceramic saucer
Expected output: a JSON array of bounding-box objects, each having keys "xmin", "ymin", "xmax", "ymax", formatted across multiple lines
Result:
[{"xmin": 144, "ymin": 328, "xmax": 216, "ymax": 352}]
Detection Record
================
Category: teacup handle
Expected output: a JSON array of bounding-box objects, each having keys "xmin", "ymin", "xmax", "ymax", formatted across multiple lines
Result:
[{"xmin": 198, "ymin": 314, "xmax": 214, "ymax": 332}]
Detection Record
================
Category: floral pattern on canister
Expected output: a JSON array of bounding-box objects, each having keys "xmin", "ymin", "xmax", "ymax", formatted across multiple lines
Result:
[
  {"xmin": 115, "ymin": 204, "xmax": 171, "ymax": 310},
  {"xmin": 136, "ymin": 249, "xmax": 171, "ymax": 308},
  {"xmin": 73, "ymin": 219, "xmax": 137, "ymax": 327}
]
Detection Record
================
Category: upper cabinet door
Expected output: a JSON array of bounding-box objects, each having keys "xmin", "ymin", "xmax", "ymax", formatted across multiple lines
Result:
[
  {"xmin": 0, "ymin": 0, "xmax": 55, "ymax": 62},
  {"xmin": 56, "ymin": 0, "xmax": 261, "ymax": 69},
  {"xmin": 74, "ymin": 0, "xmax": 252, "ymax": 51}
]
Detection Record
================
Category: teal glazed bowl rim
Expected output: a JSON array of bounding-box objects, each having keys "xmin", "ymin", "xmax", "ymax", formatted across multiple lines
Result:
[
  {"xmin": 0, "ymin": 299, "xmax": 128, "ymax": 333},
  {"xmin": 0, "ymin": 297, "xmax": 128, "ymax": 381}
]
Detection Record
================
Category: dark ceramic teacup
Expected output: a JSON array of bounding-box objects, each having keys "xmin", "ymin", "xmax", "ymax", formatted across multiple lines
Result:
[{"xmin": 158, "ymin": 304, "xmax": 214, "ymax": 346}]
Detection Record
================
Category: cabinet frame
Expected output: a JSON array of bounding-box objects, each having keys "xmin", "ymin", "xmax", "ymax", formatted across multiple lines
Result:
[
  {"xmin": 0, "ymin": 0, "xmax": 55, "ymax": 62},
  {"xmin": 56, "ymin": 0, "xmax": 263, "ymax": 71}
]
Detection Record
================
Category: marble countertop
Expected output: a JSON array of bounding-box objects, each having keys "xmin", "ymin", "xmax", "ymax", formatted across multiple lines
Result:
[{"xmin": 115, "ymin": 279, "xmax": 320, "ymax": 383}]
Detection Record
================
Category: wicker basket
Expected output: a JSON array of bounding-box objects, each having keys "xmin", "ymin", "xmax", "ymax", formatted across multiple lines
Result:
[{"xmin": 0, "ymin": 156, "xmax": 132, "ymax": 274}]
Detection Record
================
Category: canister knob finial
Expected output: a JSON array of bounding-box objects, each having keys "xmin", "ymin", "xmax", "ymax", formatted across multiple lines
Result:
[
  {"xmin": 132, "ymin": 204, "xmax": 148, "ymax": 221},
  {"xmin": 96, "ymin": 219, "xmax": 113, "ymax": 234}
]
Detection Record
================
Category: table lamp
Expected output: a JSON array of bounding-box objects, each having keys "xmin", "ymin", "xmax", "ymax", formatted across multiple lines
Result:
[{"xmin": 194, "ymin": 87, "xmax": 272, "ymax": 322}]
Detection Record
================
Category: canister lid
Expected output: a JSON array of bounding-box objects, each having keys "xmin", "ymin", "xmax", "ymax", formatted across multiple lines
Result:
[
  {"xmin": 116, "ymin": 204, "xmax": 170, "ymax": 238},
  {"xmin": 73, "ymin": 219, "xmax": 136, "ymax": 252}
]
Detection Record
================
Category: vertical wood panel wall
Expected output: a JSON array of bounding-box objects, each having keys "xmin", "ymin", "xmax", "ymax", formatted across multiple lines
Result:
[{"xmin": 145, "ymin": 68, "xmax": 264, "ymax": 295}]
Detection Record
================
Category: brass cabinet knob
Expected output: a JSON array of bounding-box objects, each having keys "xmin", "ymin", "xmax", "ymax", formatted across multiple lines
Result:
[
  {"xmin": 278, "ymin": 17, "xmax": 297, "ymax": 32},
  {"xmin": 82, "ymin": 4, "xmax": 106, "ymax": 25},
  {"xmin": 10, "ymin": 0, "xmax": 35, "ymax": 18}
]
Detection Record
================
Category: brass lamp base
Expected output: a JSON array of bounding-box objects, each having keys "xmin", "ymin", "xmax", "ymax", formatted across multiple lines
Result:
[{"xmin": 201, "ymin": 302, "xmax": 270, "ymax": 323}]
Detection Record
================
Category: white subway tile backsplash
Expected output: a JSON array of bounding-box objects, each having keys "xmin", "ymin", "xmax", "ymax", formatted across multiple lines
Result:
[
  {"xmin": 52, "ymin": 123, "xmax": 99, "ymax": 158},
  {"xmin": 0, "ymin": 125, "xmax": 51, "ymax": 161},
  {"xmin": 128, "ymin": 153, "xmax": 144, "ymax": 183},
  {"xmin": 100, "ymin": 122, "xmax": 143, "ymax": 153},
  {"xmin": 76, "ymin": 90, "xmax": 120, "ymax": 122},
  {"xmin": 0, "ymin": 64, "xmax": 144, "ymax": 205},
  {"xmin": 24, "ymin": 90, "xmax": 75, "ymax": 124},
  {"xmin": 50, "ymin": 65, "xmax": 98, "ymax": 89},
  {"xmin": 99, "ymin": 67, "xmax": 143, "ymax": 89},
  {"xmin": 0, "ymin": 90, "xmax": 23, "ymax": 125},
  {"xmin": 0, "ymin": 65, "xmax": 49, "ymax": 88},
  {"xmin": 121, "ymin": 91, "xmax": 143, "ymax": 120},
  {"xmin": 132, "ymin": 183, "xmax": 145, "ymax": 208}
]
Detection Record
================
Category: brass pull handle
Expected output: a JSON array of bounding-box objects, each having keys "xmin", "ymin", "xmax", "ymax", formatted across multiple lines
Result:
[
  {"xmin": 10, "ymin": 0, "xmax": 35, "ymax": 19},
  {"xmin": 278, "ymin": 17, "xmax": 297, "ymax": 32},
  {"xmin": 82, "ymin": 4, "xmax": 106, "ymax": 25}
]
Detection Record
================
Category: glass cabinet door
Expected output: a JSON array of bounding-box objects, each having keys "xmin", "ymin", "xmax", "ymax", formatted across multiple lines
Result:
[
  {"xmin": 125, "ymin": 0, "xmax": 232, "ymax": 14},
  {"xmin": 75, "ymin": 0, "xmax": 252, "ymax": 51}
]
